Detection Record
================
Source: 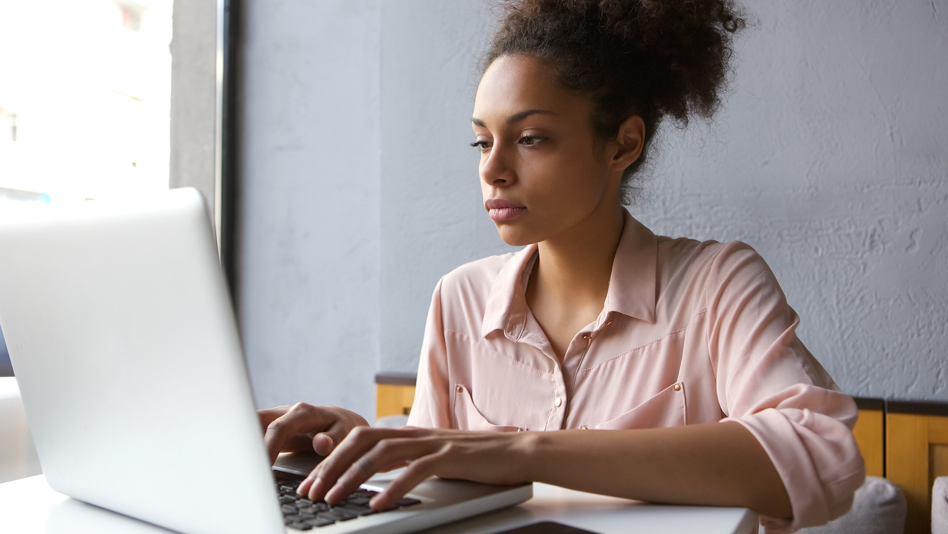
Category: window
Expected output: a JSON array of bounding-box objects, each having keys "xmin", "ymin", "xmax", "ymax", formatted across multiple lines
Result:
[{"xmin": 0, "ymin": 0, "xmax": 174, "ymax": 375}]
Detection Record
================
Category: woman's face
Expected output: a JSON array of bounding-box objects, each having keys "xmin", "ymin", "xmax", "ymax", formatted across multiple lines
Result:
[{"xmin": 472, "ymin": 54, "xmax": 623, "ymax": 247}]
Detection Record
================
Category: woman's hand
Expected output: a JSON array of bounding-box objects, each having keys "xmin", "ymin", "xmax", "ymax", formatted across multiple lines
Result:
[
  {"xmin": 258, "ymin": 403, "xmax": 369, "ymax": 464},
  {"xmin": 295, "ymin": 427, "xmax": 532, "ymax": 511}
]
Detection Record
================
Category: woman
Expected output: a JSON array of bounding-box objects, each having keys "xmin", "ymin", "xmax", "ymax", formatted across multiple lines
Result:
[{"xmin": 259, "ymin": 1, "xmax": 865, "ymax": 531}]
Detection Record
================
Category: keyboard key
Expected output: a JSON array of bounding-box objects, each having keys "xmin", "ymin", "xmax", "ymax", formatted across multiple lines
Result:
[
  {"xmin": 338, "ymin": 503, "xmax": 374, "ymax": 516},
  {"xmin": 319, "ymin": 510, "xmax": 357, "ymax": 522},
  {"xmin": 301, "ymin": 502, "xmax": 330, "ymax": 513},
  {"xmin": 280, "ymin": 495, "xmax": 298, "ymax": 504},
  {"xmin": 282, "ymin": 505, "xmax": 299, "ymax": 515},
  {"xmin": 345, "ymin": 496, "xmax": 370, "ymax": 506},
  {"xmin": 304, "ymin": 517, "xmax": 336, "ymax": 528},
  {"xmin": 396, "ymin": 497, "xmax": 421, "ymax": 507},
  {"xmin": 287, "ymin": 522, "xmax": 313, "ymax": 531}
]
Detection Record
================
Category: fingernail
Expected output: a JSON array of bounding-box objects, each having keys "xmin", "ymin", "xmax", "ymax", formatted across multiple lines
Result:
[
  {"xmin": 315, "ymin": 434, "xmax": 334, "ymax": 455},
  {"xmin": 296, "ymin": 472, "xmax": 313, "ymax": 492},
  {"xmin": 325, "ymin": 485, "xmax": 341, "ymax": 504},
  {"xmin": 309, "ymin": 477, "xmax": 325, "ymax": 500},
  {"xmin": 369, "ymin": 495, "xmax": 384, "ymax": 511}
]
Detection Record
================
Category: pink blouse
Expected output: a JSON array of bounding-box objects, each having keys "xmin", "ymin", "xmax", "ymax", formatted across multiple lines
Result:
[{"xmin": 406, "ymin": 210, "xmax": 865, "ymax": 532}]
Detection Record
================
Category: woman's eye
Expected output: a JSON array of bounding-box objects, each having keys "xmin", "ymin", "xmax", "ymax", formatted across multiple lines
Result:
[
  {"xmin": 469, "ymin": 140, "xmax": 491, "ymax": 152},
  {"xmin": 518, "ymin": 135, "xmax": 546, "ymax": 146}
]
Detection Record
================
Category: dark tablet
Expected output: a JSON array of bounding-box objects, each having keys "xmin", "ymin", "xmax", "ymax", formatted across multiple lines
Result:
[{"xmin": 494, "ymin": 521, "xmax": 601, "ymax": 534}]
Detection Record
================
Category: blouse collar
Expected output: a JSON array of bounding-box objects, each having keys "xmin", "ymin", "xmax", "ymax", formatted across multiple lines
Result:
[{"xmin": 480, "ymin": 209, "xmax": 657, "ymax": 340}]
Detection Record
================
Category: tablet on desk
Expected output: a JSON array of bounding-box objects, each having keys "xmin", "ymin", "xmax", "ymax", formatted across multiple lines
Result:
[{"xmin": 497, "ymin": 521, "xmax": 600, "ymax": 534}]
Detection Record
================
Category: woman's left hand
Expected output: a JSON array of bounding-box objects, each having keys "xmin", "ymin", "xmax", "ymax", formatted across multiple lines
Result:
[{"xmin": 295, "ymin": 426, "xmax": 532, "ymax": 511}]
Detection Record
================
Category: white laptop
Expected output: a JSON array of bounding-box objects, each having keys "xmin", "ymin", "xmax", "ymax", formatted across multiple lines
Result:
[{"xmin": 0, "ymin": 188, "xmax": 531, "ymax": 534}]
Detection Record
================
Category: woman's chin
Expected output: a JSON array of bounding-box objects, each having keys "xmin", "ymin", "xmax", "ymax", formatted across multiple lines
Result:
[{"xmin": 494, "ymin": 224, "xmax": 539, "ymax": 247}]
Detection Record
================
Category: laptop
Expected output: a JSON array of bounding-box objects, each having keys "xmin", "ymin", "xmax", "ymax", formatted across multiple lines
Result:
[{"xmin": 0, "ymin": 188, "xmax": 532, "ymax": 534}]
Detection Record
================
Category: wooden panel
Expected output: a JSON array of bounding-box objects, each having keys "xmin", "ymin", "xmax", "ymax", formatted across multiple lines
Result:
[
  {"xmin": 929, "ymin": 416, "xmax": 948, "ymax": 443},
  {"xmin": 376, "ymin": 384, "xmax": 416, "ymax": 419},
  {"xmin": 887, "ymin": 413, "xmax": 928, "ymax": 534},
  {"xmin": 887, "ymin": 412, "xmax": 948, "ymax": 534},
  {"xmin": 853, "ymin": 409, "xmax": 884, "ymax": 477},
  {"xmin": 931, "ymin": 444, "xmax": 948, "ymax": 498}
]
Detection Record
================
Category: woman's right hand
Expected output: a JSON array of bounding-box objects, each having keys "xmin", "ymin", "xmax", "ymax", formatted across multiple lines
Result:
[{"xmin": 258, "ymin": 403, "xmax": 369, "ymax": 465}]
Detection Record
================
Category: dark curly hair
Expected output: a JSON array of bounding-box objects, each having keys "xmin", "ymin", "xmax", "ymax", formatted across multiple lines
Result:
[{"xmin": 483, "ymin": 0, "xmax": 746, "ymax": 203}]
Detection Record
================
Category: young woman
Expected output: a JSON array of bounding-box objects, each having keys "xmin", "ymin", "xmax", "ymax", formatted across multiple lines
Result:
[{"xmin": 259, "ymin": 1, "xmax": 865, "ymax": 531}]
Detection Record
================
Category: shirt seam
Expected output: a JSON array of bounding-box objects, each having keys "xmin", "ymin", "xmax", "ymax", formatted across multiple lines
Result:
[
  {"xmin": 445, "ymin": 329, "xmax": 553, "ymax": 376},
  {"xmin": 570, "ymin": 336, "xmax": 593, "ymax": 402},
  {"xmin": 579, "ymin": 309, "xmax": 708, "ymax": 373}
]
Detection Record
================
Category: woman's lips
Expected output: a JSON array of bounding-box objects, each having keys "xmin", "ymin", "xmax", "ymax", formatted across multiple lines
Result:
[{"xmin": 485, "ymin": 198, "xmax": 526, "ymax": 221}]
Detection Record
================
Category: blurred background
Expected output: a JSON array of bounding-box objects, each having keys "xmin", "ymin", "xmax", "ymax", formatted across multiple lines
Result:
[{"xmin": 0, "ymin": 0, "xmax": 172, "ymax": 375}]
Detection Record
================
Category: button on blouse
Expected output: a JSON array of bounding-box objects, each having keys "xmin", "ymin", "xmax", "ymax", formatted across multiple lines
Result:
[{"xmin": 406, "ymin": 210, "xmax": 865, "ymax": 532}]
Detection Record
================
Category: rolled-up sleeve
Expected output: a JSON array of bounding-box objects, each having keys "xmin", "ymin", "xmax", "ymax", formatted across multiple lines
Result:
[
  {"xmin": 707, "ymin": 242, "xmax": 865, "ymax": 532},
  {"xmin": 405, "ymin": 277, "xmax": 452, "ymax": 429}
]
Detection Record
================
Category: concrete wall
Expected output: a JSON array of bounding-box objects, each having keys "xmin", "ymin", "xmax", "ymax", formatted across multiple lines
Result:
[
  {"xmin": 635, "ymin": 1, "xmax": 948, "ymax": 400},
  {"xmin": 237, "ymin": 0, "xmax": 948, "ymax": 413},
  {"xmin": 378, "ymin": 1, "xmax": 508, "ymax": 373},
  {"xmin": 236, "ymin": 1, "xmax": 380, "ymax": 417}
]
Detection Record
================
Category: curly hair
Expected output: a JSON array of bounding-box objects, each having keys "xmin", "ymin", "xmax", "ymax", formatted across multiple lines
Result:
[{"xmin": 483, "ymin": 0, "xmax": 746, "ymax": 203}]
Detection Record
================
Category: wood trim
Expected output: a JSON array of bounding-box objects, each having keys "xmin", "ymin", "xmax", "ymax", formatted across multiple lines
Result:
[
  {"xmin": 888, "ymin": 400, "xmax": 948, "ymax": 417},
  {"xmin": 376, "ymin": 384, "xmax": 416, "ymax": 420},
  {"xmin": 375, "ymin": 373, "xmax": 417, "ymax": 387},
  {"xmin": 854, "ymin": 397, "xmax": 886, "ymax": 411},
  {"xmin": 886, "ymin": 412, "xmax": 948, "ymax": 534},
  {"xmin": 853, "ymin": 408, "xmax": 885, "ymax": 478}
]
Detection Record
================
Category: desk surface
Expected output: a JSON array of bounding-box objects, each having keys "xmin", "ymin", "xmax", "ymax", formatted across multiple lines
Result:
[{"xmin": 0, "ymin": 474, "xmax": 758, "ymax": 534}]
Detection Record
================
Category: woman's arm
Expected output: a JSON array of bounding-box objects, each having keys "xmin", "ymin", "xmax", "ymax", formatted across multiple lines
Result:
[
  {"xmin": 525, "ymin": 422, "xmax": 790, "ymax": 518},
  {"xmin": 294, "ymin": 421, "xmax": 791, "ymax": 519}
]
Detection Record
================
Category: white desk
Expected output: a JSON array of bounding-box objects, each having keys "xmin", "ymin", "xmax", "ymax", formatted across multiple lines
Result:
[{"xmin": 0, "ymin": 474, "xmax": 758, "ymax": 534}]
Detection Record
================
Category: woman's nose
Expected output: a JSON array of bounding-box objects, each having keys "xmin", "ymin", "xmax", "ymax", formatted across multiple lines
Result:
[{"xmin": 480, "ymin": 147, "xmax": 515, "ymax": 187}]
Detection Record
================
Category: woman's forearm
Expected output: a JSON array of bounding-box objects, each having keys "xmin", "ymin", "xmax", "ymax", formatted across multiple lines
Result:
[{"xmin": 518, "ymin": 421, "xmax": 792, "ymax": 519}]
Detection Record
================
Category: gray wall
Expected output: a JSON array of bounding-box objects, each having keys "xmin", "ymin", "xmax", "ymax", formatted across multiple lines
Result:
[
  {"xmin": 635, "ymin": 1, "xmax": 948, "ymax": 400},
  {"xmin": 237, "ymin": 0, "xmax": 948, "ymax": 417},
  {"xmin": 379, "ymin": 1, "xmax": 509, "ymax": 373},
  {"xmin": 237, "ymin": 1, "xmax": 380, "ymax": 417}
]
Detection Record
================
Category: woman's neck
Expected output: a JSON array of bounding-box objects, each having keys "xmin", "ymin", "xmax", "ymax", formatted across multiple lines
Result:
[
  {"xmin": 525, "ymin": 204, "xmax": 625, "ymax": 358},
  {"xmin": 534, "ymin": 206, "xmax": 623, "ymax": 302}
]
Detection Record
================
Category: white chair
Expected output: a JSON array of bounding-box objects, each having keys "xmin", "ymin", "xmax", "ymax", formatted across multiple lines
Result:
[
  {"xmin": 934, "ymin": 477, "xmax": 948, "ymax": 534},
  {"xmin": 374, "ymin": 414, "xmax": 410, "ymax": 429},
  {"xmin": 760, "ymin": 476, "xmax": 906, "ymax": 534},
  {"xmin": 0, "ymin": 377, "xmax": 42, "ymax": 483}
]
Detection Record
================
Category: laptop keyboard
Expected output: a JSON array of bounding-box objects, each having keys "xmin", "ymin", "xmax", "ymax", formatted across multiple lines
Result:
[{"xmin": 275, "ymin": 476, "xmax": 421, "ymax": 531}]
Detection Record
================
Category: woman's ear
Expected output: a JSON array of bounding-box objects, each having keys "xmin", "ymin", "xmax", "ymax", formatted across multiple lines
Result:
[{"xmin": 610, "ymin": 115, "xmax": 645, "ymax": 172}]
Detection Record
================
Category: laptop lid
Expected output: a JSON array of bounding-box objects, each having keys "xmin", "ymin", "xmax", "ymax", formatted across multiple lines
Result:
[{"xmin": 0, "ymin": 189, "xmax": 284, "ymax": 534}]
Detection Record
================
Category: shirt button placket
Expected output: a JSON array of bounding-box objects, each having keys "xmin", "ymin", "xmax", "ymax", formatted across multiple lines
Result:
[{"xmin": 549, "ymin": 365, "xmax": 567, "ymax": 430}]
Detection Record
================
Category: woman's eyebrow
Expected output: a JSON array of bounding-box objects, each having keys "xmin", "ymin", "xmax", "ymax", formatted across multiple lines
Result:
[{"xmin": 471, "ymin": 109, "xmax": 557, "ymax": 128}]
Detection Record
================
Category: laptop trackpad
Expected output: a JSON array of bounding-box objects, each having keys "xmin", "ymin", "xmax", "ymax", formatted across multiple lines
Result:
[{"xmin": 273, "ymin": 451, "xmax": 325, "ymax": 477}]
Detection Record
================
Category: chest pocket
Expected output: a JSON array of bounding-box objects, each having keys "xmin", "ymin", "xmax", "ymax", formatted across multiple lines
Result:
[
  {"xmin": 586, "ymin": 382, "xmax": 687, "ymax": 430},
  {"xmin": 453, "ymin": 384, "xmax": 524, "ymax": 432}
]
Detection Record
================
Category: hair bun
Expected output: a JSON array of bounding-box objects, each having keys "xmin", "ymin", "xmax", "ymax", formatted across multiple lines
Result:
[{"xmin": 484, "ymin": 0, "xmax": 746, "ymax": 197}]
